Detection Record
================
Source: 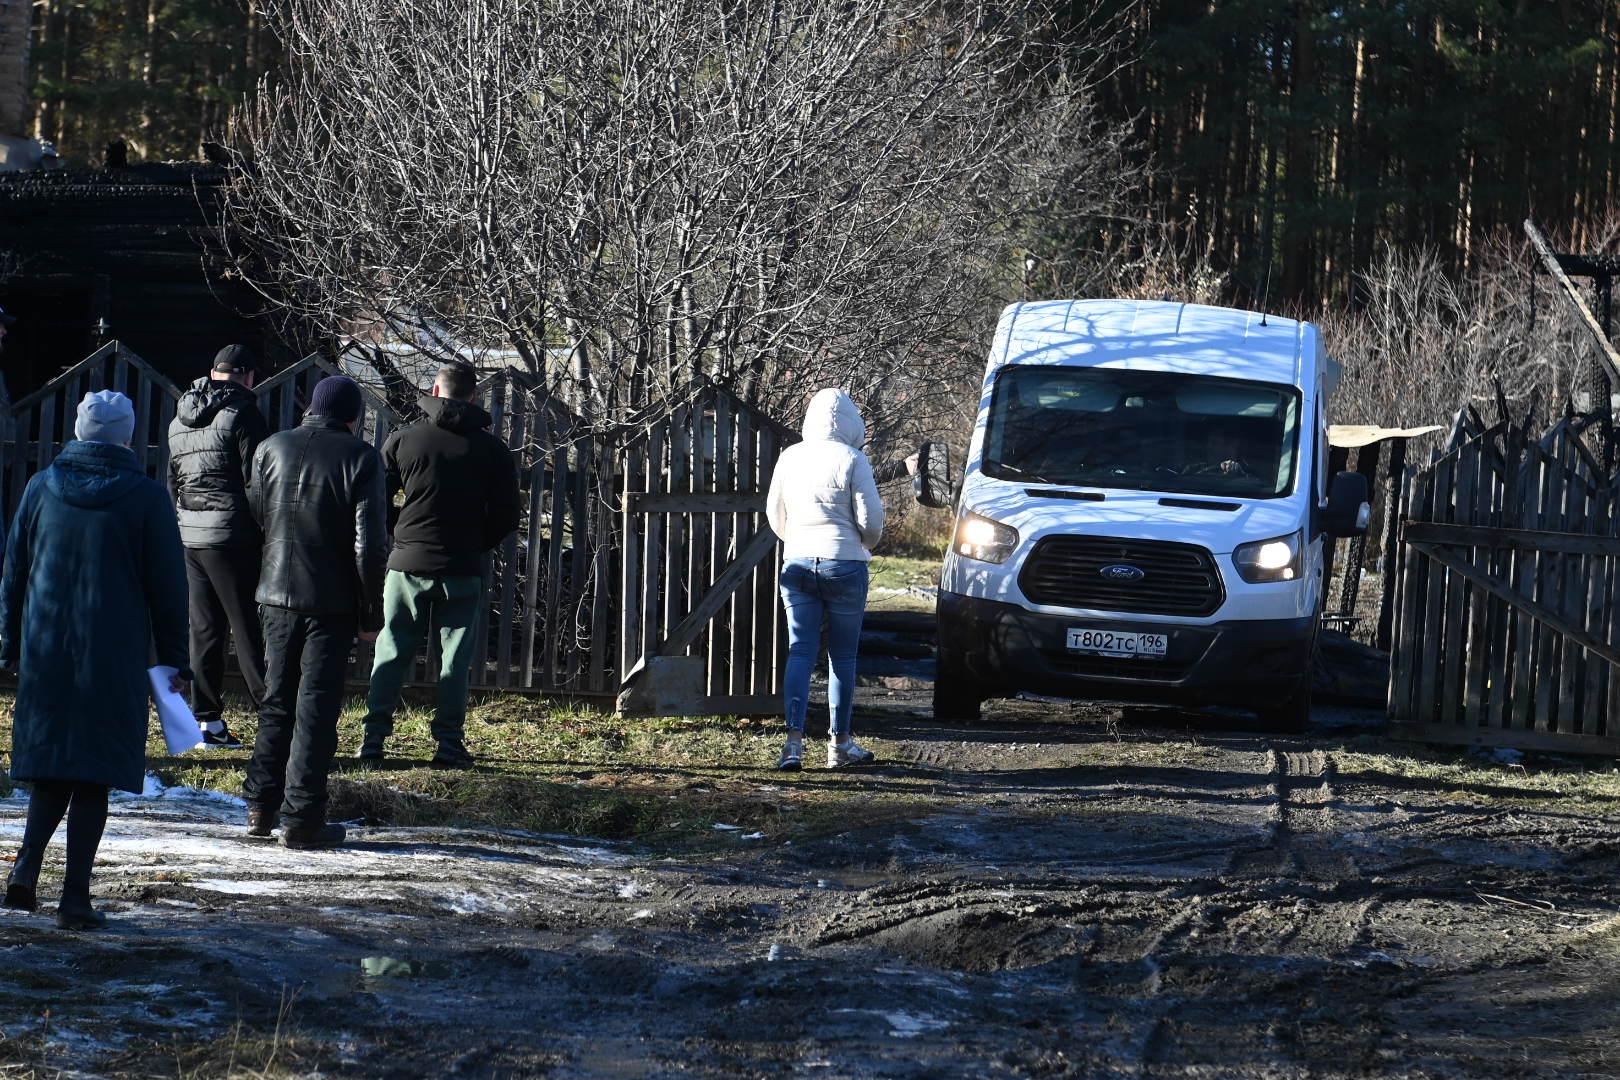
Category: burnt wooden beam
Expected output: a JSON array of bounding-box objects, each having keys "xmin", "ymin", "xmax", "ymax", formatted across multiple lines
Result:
[{"xmin": 1525, "ymin": 218, "xmax": 1620, "ymax": 384}]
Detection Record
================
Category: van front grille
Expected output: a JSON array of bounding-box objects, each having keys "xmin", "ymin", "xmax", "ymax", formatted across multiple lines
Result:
[{"xmin": 1019, "ymin": 536, "xmax": 1224, "ymax": 617}]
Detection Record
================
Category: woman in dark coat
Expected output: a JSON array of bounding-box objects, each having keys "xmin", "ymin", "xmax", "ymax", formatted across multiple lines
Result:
[{"xmin": 2, "ymin": 391, "xmax": 189, "ymax": 930}]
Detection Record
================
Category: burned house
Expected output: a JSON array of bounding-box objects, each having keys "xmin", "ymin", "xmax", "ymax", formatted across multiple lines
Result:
[{"xmin": 0, "ymin": 163, "xmax": 295, "ymax": 399}]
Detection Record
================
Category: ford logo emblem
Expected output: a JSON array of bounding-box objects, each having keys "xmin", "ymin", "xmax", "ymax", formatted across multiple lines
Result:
[{"xmin": 1099, "ymin": 563, "xmax": 1146, "ymax": 582}]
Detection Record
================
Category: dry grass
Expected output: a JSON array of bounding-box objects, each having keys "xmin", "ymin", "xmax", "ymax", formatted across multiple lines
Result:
[
  {"xmin": 867, "ymin": 554, "xmax": 941, "ymax": 614},
  {"xmin": 876, "ymin": 504, "xmax": 952, "ymax": 561},
  {"xmin": 0, "ymin": 691, "xmax": 936, "ymax": 850},
  {"xmin": 1335, "ymin": 736, "xmax": 1620, "ymax": 807},
  {"xmin": 165, "ymin": 991, "xmax": 331, "ymax": 1080},
  {"xmin": 4, "ymin": 685, "xmax": 1618, "ymax": 849},
  {"xmin": 73, "ymin": 990, "xmax": 334, "ymax": 1080}
]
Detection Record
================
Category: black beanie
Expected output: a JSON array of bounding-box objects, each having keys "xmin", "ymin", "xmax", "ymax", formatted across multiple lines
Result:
[{"xmin": 309, "ymin": 376, "xmax": 363, "ymax": 423}]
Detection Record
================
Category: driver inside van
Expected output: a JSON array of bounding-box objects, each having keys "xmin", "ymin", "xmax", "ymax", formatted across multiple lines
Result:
[{"xmin": 1187, "ymin": 425, "xmax": 1257, "ymax": 479}]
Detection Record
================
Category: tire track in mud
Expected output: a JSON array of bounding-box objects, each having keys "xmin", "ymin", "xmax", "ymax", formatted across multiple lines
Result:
[{"xmin": 1225, "ymin": 745, "xmax": 1353, "ymax": 883}]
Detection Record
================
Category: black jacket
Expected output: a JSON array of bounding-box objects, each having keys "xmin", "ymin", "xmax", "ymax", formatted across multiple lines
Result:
[
  {"xmin": 167, "ymin": 378, "xmax": 268, "ymax": 548},
  {"xmin": 383, "ymin": 396, "xmax": 520, "ymax": 577},
  {"xmin": 251, "ymin": 415, "xmax": 389, "ymax": 630}
]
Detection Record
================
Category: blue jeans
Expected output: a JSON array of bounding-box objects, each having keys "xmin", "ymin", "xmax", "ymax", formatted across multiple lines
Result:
[{"xmin": 780, "ymin": 558, "xmax": 869, "ymax": 738}]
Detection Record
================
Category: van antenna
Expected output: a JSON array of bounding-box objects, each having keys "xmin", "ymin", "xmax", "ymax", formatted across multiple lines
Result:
[{"xmin": 1258, "ymin": 254, "xmax": 1273, "ymax": 327}]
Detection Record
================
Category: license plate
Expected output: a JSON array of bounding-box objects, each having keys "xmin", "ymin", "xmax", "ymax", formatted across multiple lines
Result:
[{"xmin": 1066, "ymin": 628, "xmax": 1169, "ymax": 659}]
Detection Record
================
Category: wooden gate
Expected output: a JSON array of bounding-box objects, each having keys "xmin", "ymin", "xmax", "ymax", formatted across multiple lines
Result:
[
  {"xmin": 1, "ymin": 341, "xmax": 181, "ymax": 520},
  {"xmin": 1390, "ymin": 414, "xmax": 1620, "ymax": 754},
  {"xmin": 471, "ymin": 367, "xmax": 616, "ymax": 698},
  {"xmin": 617, "ymin": 383, "xmax": 794, "ymax": 715},
  {"xmin": 253, "ymin": 348, "xmax": 399, "ymax": 453},
  {"xmin": 262, "ymin": 354, "xmax": 619, "ymax": 699}
]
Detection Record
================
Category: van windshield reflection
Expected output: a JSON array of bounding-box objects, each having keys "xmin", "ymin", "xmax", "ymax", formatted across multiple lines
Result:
[{"xmin": 982, "ymin": 366, "xmax": 1301, "ymax": 499}]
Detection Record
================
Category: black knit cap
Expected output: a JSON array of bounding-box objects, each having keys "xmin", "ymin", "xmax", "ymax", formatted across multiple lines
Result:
[
  {"xmin": 212, "ymin": 343, "xmax": 257, "ymax": 373},
  {"xmin": 308, "ymin": 375, "xmax": 363, "ymax": 424}
]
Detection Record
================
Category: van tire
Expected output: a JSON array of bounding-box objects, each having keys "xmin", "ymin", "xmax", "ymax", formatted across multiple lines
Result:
[
  {"xmin": 1255, "ymin": 680, "xmax": 1312, "ymax": 734},
  {"xmin": 932, "ymin": 652, "xmax": 984, "ymax": 721}
]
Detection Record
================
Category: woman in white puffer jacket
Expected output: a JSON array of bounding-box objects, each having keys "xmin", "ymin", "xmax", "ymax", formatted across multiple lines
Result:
[{"xmin": 765, "ymin": 388, "xmax": 885, "ymax": 770}]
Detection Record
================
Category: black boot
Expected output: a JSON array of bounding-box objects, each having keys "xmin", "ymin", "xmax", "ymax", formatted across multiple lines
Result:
[
  {"xmin": 56, "ymin": 896, "xmax": 106, "ymax": 931},
  {"xmin": 246, "ymin": 804, "xmax": 280, "ymax": 839},
  {"xmin": 430, "ymin": 740, "xmax": 474, "ymax": 770},
  {"xmin": 4, "ymin": 844, "xmax": 41, "ymax": 912},
  {"xmin": 355, "ymin": 728, "xmax": 387, "ymax": 764},
  {"xmin": 279, "ymin": 821, "xmax": 346, "ymax": 851},
  {"xmin": 56, "ymin": 782, "xmax": 109, "ymax": 930}
]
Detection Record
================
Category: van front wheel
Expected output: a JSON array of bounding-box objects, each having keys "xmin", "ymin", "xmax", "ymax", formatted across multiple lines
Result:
[
  {"xmin": 1255, "ymin": 680, "xmax": 1312, "ymax": 734},
  {"xmin": 933, "ymin": 649, "xmax": 985, "ymax": 721}
]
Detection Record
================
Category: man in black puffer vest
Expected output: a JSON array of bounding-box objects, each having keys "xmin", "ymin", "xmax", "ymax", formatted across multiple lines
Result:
[
  {"xmin": 358, "ymin": 363, "xmax": 519, "ymax": 768},
  {"xmin": 167, "ymin": 344, "xmax": 269, "ymax": 749}
]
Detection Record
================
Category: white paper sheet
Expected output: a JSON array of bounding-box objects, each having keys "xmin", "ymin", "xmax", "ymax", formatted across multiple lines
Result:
[{"xmin": 148, "ymin": 665, "xmax": 204, "ymax": 755}]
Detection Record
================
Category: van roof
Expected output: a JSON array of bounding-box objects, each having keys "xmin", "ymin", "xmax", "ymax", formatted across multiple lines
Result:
[{"xmin": 989, "ymin": 299, "xmax": 1316, "ymax": 388}]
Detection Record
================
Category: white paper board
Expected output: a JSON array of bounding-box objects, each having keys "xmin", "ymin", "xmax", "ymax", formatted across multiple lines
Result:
[{"xmin": 148, "ymin": 666, "xmax": 203, "ymax": 755}]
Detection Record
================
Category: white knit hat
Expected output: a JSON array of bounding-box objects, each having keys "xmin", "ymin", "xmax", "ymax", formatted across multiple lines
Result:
[{"xmin": 75, "ymin": 390, "xmax": 136, "ymax": 446}]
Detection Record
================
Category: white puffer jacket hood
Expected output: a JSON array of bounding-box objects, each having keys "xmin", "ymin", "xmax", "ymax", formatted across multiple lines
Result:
[
  {"xmin": 766, "ymin": 389, "xmax": 885, "ymax": 561},
  {"xmin": 801, "ymin": 387, "xmax": 867, "ymax": 449}
]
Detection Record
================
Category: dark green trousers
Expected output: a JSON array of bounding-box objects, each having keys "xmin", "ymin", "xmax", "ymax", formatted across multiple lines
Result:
[{"xmin": 362, "ymin": 570, "xmax": 482, "ymax": 744}]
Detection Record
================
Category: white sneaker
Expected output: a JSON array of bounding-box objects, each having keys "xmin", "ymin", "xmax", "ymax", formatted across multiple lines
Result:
[
  {"xmin": 777, "ymin": 739, "xmax": 804, "ymax": 771},
  {"xmin": 827, "ymin": 738, "xmax": 876, "ymax": 769}
]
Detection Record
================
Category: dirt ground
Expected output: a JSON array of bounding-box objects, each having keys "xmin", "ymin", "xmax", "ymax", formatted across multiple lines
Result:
[{"xmin": 4, "ymin": 691, "xmax": 1620, "ymax": 1079}]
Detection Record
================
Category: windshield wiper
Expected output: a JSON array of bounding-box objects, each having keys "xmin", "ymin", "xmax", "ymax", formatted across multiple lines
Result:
[{"xmin": 990, "ymin": 462, "xmax": 1059, "ymax": 485}]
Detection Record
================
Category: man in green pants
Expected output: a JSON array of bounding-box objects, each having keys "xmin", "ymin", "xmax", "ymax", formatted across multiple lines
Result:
[{"xmin": 358, "ymin": 363, "xmax": 520, "ymax": 768}]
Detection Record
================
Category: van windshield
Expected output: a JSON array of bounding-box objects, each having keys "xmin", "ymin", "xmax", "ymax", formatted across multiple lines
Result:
[{"xmin": 982, "ymin": 366, "xmax": 1302, "ymax": 499}]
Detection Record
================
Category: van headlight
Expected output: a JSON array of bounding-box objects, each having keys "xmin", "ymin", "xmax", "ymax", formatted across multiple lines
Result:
[
  {"xmin": 1233, "ymin": 530, "xmax": 1303, "ymax": 583},
  {"xmin": 955, "ymin": 510, "xmax": 1019, "ymax": 564}
]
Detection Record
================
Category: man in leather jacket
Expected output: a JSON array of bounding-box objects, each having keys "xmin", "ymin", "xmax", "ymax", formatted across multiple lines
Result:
[
  {"xmin": 167, "ymin": 345, "xmax": 269, "ymax": 749},
  {"xmin": 243, "ymin": 375, "xmax": 387, "ymax": 850}
]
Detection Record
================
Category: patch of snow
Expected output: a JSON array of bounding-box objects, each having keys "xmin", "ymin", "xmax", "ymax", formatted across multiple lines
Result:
[
  {"xmin": 883, "ymin": 1012, "xmax": 950, "ymax": 1038},
  {"xmin": 110, "ymin": 774, "xmax": 247, "ymax": 817},
  {"xmin": 630, "ymin": 908, "xmax": 654, "ymax": 921},
  {"xmin": 833, "ymin": 1008, "xmax": 951, "ymax": 1039},
  {"xmin": 741, "ymin": 831, "xmax": 766, "ymax": 841},
  {"xmin": 443, "ymin": 891, "xmax": 514, "ymax": 915},
  {"xmin": 617, "ymin": 880, "xmax": 644, "ymax": 899},
  {"xmin": 191, "ymin": 878, "xmax": 291, "ymax": 896},
  {"xmin": 711, "ymin": 823, "xmax": 743, "ymax": 831}
]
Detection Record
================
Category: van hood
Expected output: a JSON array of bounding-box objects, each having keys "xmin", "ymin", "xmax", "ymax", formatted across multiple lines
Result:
[
  {"xmin": 801, "ymin": 388, "xmax": 865, "ymax": 448},
  {"xmin": 961, "ymin": 476, "xmax": 1305, "ymax": 555}
]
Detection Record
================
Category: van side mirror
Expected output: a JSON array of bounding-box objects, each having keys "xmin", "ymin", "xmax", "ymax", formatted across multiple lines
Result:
[
  {"xmin": 1324, "ymin": 471, "xmax": 1371, "ymax": 538},
  {"xmin": 914, "ymin": 441, "xmax": 956, "ymax": 510}
]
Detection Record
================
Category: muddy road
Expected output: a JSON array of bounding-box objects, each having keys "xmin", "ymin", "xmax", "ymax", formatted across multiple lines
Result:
[{"xmin": 4, "ymin": 694, "xmax": 1620, "ymax": 1078}]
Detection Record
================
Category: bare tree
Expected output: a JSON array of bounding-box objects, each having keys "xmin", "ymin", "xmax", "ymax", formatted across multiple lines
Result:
[
  {"xmin": 1325, "ymin": 230, "xmax": 1610, "ymax": 434},
  {"xmin": 222, "ymin": 0, "xmax": 1137, "ymax": 436}
]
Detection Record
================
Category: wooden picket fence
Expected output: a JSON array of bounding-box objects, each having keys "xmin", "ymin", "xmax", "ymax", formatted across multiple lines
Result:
[
  {"xmin": 616, "ymin": 382, "xmax": 794, "ymax": 715},
  {"xmin": 1389, "ymin": 411, "xmax": 1620, "ymax": 754},
  {"xmin": 0, "ymin": 344, "xmax": 791, "ymax": 714},
  {"xmin": 2, "ymin": 342, "xmax": 182, "ymax": 521}
]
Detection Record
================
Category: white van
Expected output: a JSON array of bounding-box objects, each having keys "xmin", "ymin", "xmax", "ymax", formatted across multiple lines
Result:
[{"xmin": 915, "ymin": 299, "xmax": 1370, "ymax": 729}]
